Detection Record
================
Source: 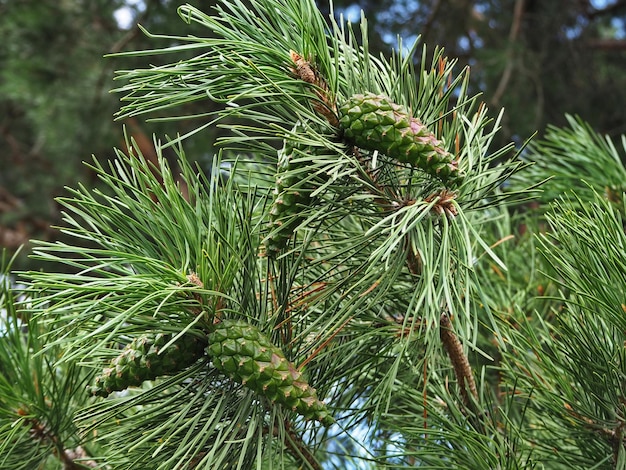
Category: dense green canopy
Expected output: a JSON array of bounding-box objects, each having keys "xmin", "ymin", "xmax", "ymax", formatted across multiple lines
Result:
[
  {"xmin": 2, "ymin": 1, "xmax": 626, "ymax": 468},
  {"xmin": 1, "ymin": 1, "xmax": 625, "ymax": 267}
]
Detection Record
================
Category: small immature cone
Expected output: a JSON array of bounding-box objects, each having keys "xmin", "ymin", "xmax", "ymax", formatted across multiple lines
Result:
[
  {"xmin": 89, "ymin": 333, "xmax": 207, "ymax": 397},
  {"xmin": 338, "ymin": 92, "xmax": 462, "ymax": 184},
  {"xmin": 440, "ymin": 313, "xmax": 478, "ymax": 408},
  {"xmin": 207, "ymin": 319, "xmax": 334, "ymax": 426},
  {"xmin": 266, "ymin": 122, "xmax": 315, "ymax": 256},
  {"xmin": 289, "ymin": 51, "xmax": 339, "ymax": 127}
]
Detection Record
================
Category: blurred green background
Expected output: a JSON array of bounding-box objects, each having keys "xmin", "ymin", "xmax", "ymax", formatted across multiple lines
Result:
[{"xmin": 2, "ymin": 0, "xmax": 625, "ymax": 269}]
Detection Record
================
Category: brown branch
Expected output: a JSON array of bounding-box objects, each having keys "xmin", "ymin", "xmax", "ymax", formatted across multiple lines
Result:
[
  {"xmin": 490, "ymin": 0, "xmax": 526, "ymax": 108},
  {"xmin": 267, "ymin": 422, "xmax": 323, "ymax": 470},
  {"xmin": 109, "ymin": 22, "xmax": 143, "ymax": 55},
  {"xmin": 91, "ymin": 0, "xmax": 157, "ymax": 111},
  {"xmin": 298, "ymin": 314, "xmax": 354, "ymax": 370},
  {"xmin": 286, "ymin": 426, "xmax": 323, "ymax": 470},
  {"xmin": 108, "ymin": 0, "xmax": 158, "ymax": 54},
  {"xmin": 439, "ymin": 313, "xmax": 478, "ymax": 409},
  {"xmin": 564, "ymin": 401, "xmax": 626, "ymax": 464},
  {"xmin": 0, "ymin": 124, "xmax": 23, "ymax": 160},
  {"xmin": 63, "ymin": 447, "xmax": 98, "ymax": 469},
  {"xmin": 16, "ymin": 408, "xmax": 91, "ymax": 469},
  {"xmin": 405, "ymin": 236, "xmax": 422, "ymax": 276},
  {"xmin": 421, "ymin": 0, "xmax": 444, "ymax": 43},
  {"xmin": 586, "ymin": 39, "xmax": 626, "ymax": 50},
  {"xmin": 58, "ymin": 449, "xmax": 87, "ymax": 470}
]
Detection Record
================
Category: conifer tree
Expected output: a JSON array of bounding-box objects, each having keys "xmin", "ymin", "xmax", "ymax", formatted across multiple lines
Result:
[{"xmin": 2, "ymin": 1, "xmax": 626, "ymax": 468}]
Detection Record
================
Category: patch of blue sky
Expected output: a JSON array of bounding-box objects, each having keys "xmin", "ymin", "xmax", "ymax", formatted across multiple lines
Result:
[
  {"xmin": 114, "ymin": 0, "xmax": 146, "ymax": 30},
  {"xmin": 377, "ymin": 0, "xmax": 420, "ymax": 25},
  {"xmin": 611, "ymin": 17, "xmax": 626, "ymax": 39},
  {"xmin": 340, "ymin": 3, "xmax": 362, "ymax": 24},
  {"xmin": 590, "ymin": 0, "xmax": 614, "ymax": 8}
]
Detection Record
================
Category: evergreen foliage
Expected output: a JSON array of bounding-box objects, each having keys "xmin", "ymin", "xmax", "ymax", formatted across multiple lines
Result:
[{"xmin": 1, "ymin": 0, "xmax": 626, "ymax": 468}]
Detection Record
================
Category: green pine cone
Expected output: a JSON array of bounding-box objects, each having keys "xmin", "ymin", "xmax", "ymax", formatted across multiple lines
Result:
[
  {"xmin": 266, "ymin": 124, "xmax": 316, "ymax": 255},
  {"xmin": 338, "ymin": 92, "xmax": 461, "ymax": 183},
  {"xmin": 89, "ymin": 333, "xmax": 207, "ymax": 397},
  {"xmin": 207, "ymin": 319, "xmax": 334, "ymax": 426}
]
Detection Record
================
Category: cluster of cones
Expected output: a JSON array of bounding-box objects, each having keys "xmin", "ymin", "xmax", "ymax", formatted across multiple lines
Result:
[{"xmin": 90, "ymin": 320, "xmax": 333, "ymax": 426}]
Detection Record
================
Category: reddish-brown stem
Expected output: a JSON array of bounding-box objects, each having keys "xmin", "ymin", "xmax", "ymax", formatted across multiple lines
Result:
[
  {"xmin": 17, "ymin": 409, "xmax": 86, "ymax": 469},
  {"xmin": 266, "ymin": 422, "xmax": 323, "ymax": 470}
]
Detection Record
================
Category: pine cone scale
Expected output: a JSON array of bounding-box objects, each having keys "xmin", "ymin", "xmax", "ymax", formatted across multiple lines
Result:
[
  {"xmin": 338, "ymin": 92, "xmax": 462, "ymax": 183},
  {"xmin": 207, "ymin": 319, "xmax": 334, "ymax": 426},
  {"xmin": 90, "ymin": 333, "xmax": 207, "ymax": 398}
]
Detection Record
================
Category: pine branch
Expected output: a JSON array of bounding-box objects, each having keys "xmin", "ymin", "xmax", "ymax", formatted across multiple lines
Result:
[
  {"xmin": 497, "ymin": 190, "xmax": 626, "ymax": 467},
  {"xmin": 0, "ymin": 252, "xmax": 95, "ymax": 470},
  {"xmin": 511, "ymin": 114, "xmax": 626, "ymax": 211},
  {"xmin": 16, "ymin": 410, "xmax": 94, "ymax": 470},
  {"xmin": 19, "ymin": 0, "xmax": 544, "ymax": 466}
]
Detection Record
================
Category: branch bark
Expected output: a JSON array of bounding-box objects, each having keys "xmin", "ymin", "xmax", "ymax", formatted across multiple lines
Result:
[
  {"xmin": 490, "ymin": 0, "xmax": 526, "ymax": 108},
  {"xmin": 421, "ymin": 0, "xmax": 444, "ymax": 43},
  {"xmin": 587, "ymin": 39, "xmax": 626, "ymax": 50},
  {"xmin": 267, "ymin": 422, "xmax": 323, "ymax": 470}
]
